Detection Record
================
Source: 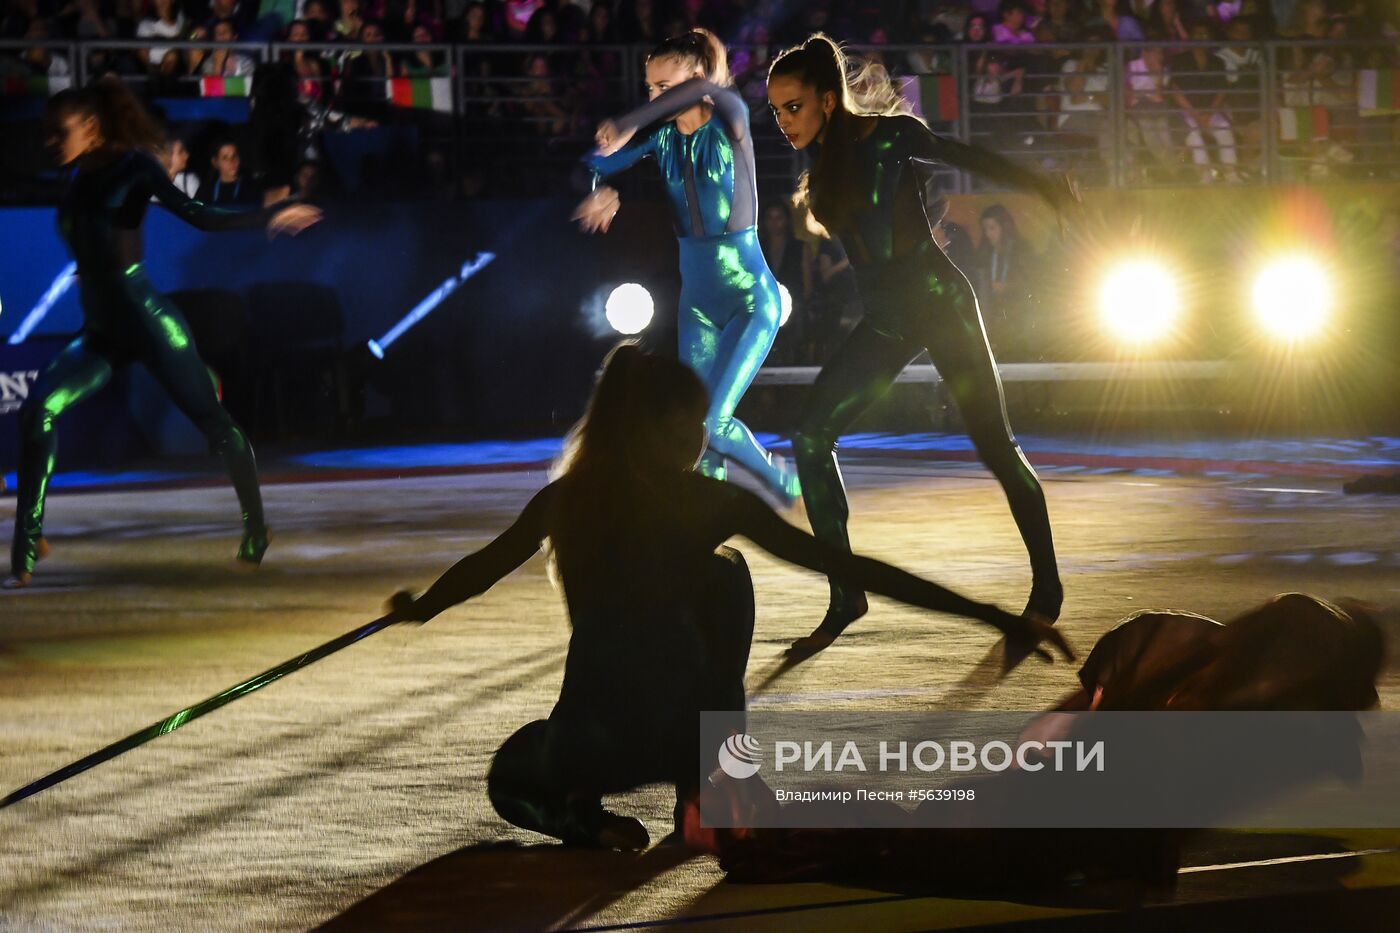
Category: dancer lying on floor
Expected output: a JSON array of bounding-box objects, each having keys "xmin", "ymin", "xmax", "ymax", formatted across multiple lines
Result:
[
  {"xmin": 387, "ymin": 343, "xmax": 1070, "ymax": 850},
  {"xmin": 702, "ymin": 593, "xmax": 1385, "ymax": 889}
]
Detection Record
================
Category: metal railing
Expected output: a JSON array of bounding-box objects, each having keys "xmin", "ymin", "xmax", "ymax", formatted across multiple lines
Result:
[{"xmin": 3, "ymin": 38, "xmax": 1398, "ymax": 193}]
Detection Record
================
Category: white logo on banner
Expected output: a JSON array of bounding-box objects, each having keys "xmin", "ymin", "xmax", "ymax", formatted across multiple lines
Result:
[
  {"xmin": 717, "ymin": 734, "xmax": 763, "ymax": 779},
  {"xmin": 0, "ymin": 371, "xmax": 39, "ymax": 416}
]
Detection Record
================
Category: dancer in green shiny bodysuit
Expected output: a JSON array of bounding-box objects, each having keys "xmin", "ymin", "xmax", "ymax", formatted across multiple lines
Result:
[
  {"xmin": 767, "ymin": 36, "xmax": 1081, "ymax": 665},
  {"xmin": 574, "ymin": 30, "xmax": 798, "ymax": 500},
  {"xmin": 5, "ymin": 81, "xmax": 321, "ymax": 588}
]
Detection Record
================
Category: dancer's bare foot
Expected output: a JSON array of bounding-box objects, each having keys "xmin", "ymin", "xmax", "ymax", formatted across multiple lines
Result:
[
  {"xmin": 785, "ymin": 597, "xmax": 869, "ymax": 659},
  {"xmin": 1004, "ymin": 580, "xmax": 1065, "ymax": 673},
  {"xmin": 5, "ymin": 537, "xmax": 49, "ymax": 588},
  {"xmin": 1000, "ymin": 611, "xmax": 1075, "ymax": 677},
  {"xmin": 235, "ymin": 527, "xmax": 271, "ymax": 569}
]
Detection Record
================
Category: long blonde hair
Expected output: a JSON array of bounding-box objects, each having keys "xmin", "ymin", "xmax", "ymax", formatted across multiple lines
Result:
[
  {"xmin": 646, "ymin": 27, "xmax": 731, "ymax": 87},
  {"xmin": 547, "ymin": 343, "xmax": 710, "ymax": 577},
  {"xmin": 768, "ymin": 33, "xmax": 913, "ymax": 236}
]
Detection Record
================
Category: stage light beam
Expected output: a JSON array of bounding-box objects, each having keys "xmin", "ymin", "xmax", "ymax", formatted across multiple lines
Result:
[
  {"xmin": 1097, "ymin": 259, "xmax": 1179, "ymax": 344},
  {"xmin": 605, "ymin": 283, "xmax": 654, "ymax": 334},
  {"xmin": 1252, "ymin": 255, "xmax": 1332, "ymax": 342}
]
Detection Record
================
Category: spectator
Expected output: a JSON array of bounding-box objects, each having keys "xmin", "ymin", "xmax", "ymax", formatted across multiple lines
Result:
[
  {"xmin": 617, "ymin": 0, "xmax": 660, "ymax": 44},
  {"xmin": 402, "ymin": 21, "xmax": 446, "ymax": 75},
  {"xmin": 974, "ymin": 203, "xmax": 1037, "ymax": 359},
  {"xmin": 1216, "ymin": 13, "xmax": 1262, "ymax": 161},
  {"xmin": 190, "ymin": 18, "xmax": 257, "ymax": 76},
  {"xmin": 587, "ymin": 1, "xmax": 616, "ymax": 42},
  {"xmin": 1099, "ymin": 0, "xmax": 1147, "ymax": 39},
  {"xmin": 1150, "ymin": 0, "xmax": 1190, "ymax": 40},
  {"xmin": 68, "ymin": 0, "xmax": 116, "ymax": 39},
  {"xmin": 992, "ymin": 1, "xmax": 1037, "ymax": 42},
  {"xmin": 759, "ymin": 202, "xmax": 811, "ymax": 314},
  {"xmin": 525, "ymin": 5, "xmax": 558, "ymax": 43},
  {"xmin": 1042, "ymin": 0, "xmax": 1085, "ymax": 40},
  {"xmin": 335, "ymin": 0, "xmax": 365, "ymax": 38},
  {"xmin": 302, "ymin": 0, "xmax": 333, "ymax": 38},
  {"xmin": 1056, "ymin": 37, "xmax": 1114, "ymax": 179},
  {"xmin": 461, "ymin": 1, "xmax": 493, "ymax": 41},
  {"xmin": 516, "ymin": 52, "xmax": 568, "ymax": 134},
  {"xmin": 1172, "ymin": 20, "xmax": 1242, "ymax": 182},
  {"xmin": 18, "ymin": 18, "xmax": 71, "ymax": 79},
  {"xmin": 165, "ymin": 137, "xmax": 200, "ymax": 196},
  {"xmin": 197, "ymin": 0, "xmax": 252, "ymax": 33},
  {"xmin": 136, "ymin": 0, "xmax": 187, "ymax": 73},
  {"xmin": 197, "ymin": 139, "xmax": 263, "ymax": 204},
  {"xmin": 1127, "ymin": 43, "xmax": 1180, "ymax": 181},
  {"xmin": 339, "ymin": 17, "xmax": 394, "ymax": 101}
]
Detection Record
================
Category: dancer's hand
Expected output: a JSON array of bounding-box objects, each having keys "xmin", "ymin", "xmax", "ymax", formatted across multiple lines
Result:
[
  {"xmin": 998, "ymin": 611, "xmax": 1074, "ymax": 675},
  {"xmin": 385, "ymin": 589, "xmax": 428, "ymax": 624},
  {"xmin": 267, "ymin": 203, "xmax": 322, "ymax": 239},
  {"xmin": 594, "ymin": 119, "xmax": 635, "ymax": 157},
  {"xmin": 572, "ymin": 186, "xmax": 621, "ymax": 234}
]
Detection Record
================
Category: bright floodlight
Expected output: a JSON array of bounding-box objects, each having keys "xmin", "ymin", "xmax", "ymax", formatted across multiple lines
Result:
[
  {"xmin": 1097, "ymin": 259, "xmax": 1179, "ymax": 344},
  {"xmin": 778, "ymin": 282, "xmax": 793, "ymax": 327},
  {"xmin": 1251, "ymin": 255, "xmax": 1332, "ymax": 341},
  {"xmin": 605, "ymin": 283, "xmax": 654, "ymax": 335}
]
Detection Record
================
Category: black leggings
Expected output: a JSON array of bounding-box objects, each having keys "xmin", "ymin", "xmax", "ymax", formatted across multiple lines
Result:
[
  {"xmin": 11, "ymin": 306, "xmax": 265, "ymax": 576},
  {"xmin": 486, "ymin": 546, "xmax": 754, "ymax": 844},
  {"xmin": 792, "ymin": 245, "xmax": 1059, "ymax": 629}
]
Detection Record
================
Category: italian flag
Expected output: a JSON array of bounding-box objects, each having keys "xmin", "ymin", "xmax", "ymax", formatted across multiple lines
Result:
[
  {"xmin": 1358, "ymin": 70, "xmax": 1400, "ymax": 116},
  {"xmin": 1277, "ymin": 106, "xmax": 1329, "ymax": 142},
  {"xmin": 1, "ymin": 75, "xmax": 72, "ymax": 97},
  {"xmin": 897, "ymin": 74, "xmax": 960, "ymax": 122},
  {"xmin": 200, "ymin": 76, "xmax": 250, "ymax": 97},
  {"xmin": 387, "ymin": 77, "xmax": 452, "ymax": 113}
]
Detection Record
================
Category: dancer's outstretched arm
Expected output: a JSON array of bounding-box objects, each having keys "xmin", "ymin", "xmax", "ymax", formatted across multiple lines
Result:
[
  {"xmin": 903, "ymin": 117, "xmax": 1078, "ymax": 217},
  {"xmin": 136, "ymin": 151, "xmax": 320, "ymax": 236},
  {"xmin": 596, "ymin": 77, "xmax": 749, "ymax": 151},
  {"xmin": 724, "ymin": 485, "xmax": 1072, "ymax": 659},
  {"xmin": 394, "ymin": 485, "xmax": 554, "ymax": 622}
]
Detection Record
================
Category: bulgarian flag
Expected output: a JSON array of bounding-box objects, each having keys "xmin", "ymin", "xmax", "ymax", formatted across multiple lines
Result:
[
  {"xmin": 1, "ymin": 75, "xmax": 72, "ymax": 97},
  {"xmin": 1277, "ymin": 106, "xmax": 1329, "ymax": 142},
  {"xmin": 897, "ymin": 74, "xmax": 960, "ymax": 122},
  {"xmin": 387, "ymin": 76, "xmax": 452, "ymax": 113},
  {"xmin": 200, "ymin": 76, "xmax": 250, "ymax": 97},
  {"xmin": 1358, "ymin": 70, "xmax": 1400, "ymax": 116}
]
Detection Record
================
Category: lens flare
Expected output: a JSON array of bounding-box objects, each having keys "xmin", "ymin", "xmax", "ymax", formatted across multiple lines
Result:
[
  {"xmin": 1097, "ymin": 259, "xmax": 1180, "ymax": 344},
  {"xmin": 605, "ymin": 283, "xmax": 654, "ymax": 335},
  {"xmin": 1251, "ymin": 254, "xmax": 1332, "ymax": 341}
]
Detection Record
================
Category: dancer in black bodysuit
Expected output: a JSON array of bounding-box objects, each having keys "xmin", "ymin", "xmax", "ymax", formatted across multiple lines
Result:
[
  {"xmin": 766, "ymin": 35, "xmax": 1080, "ymax": 667},
  {"xmin": 389, "ymin": 344, "xmax": 1071, "ymax": 850},
  {"xmin": 6, "ymin": 80, "xmax": 321, "ymax": 587}
]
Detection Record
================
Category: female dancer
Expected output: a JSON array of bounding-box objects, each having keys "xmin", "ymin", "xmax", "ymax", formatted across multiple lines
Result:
[
  {"xmin": 388, "ymin": 344, "xmax": 1069, "ymax": 850},
  {"xmin": 765, "ymin": 35, "xmax": 1079, "ymax": 665},
  {"xmin": 6, "ymin": 80, "xmax": 320, "ymax": 588},
  {"xmin": 572, "ymin": 29, "xmax": 798, "ymax": 500}
]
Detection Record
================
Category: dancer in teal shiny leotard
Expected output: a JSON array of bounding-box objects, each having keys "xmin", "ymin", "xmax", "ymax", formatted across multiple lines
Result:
[
  {"xmin": 5, "ymin": 81, "xmax": 320, "ymax": 588},
  {"xmin": 574, "ymin": 30, "xmax": 798, "ymax": 501}
]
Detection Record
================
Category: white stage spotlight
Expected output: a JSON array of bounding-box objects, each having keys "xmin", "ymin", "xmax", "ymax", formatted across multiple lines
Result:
[{"xmin": 605, "ymin": 283, "xmax": 654, "ymax": 335}]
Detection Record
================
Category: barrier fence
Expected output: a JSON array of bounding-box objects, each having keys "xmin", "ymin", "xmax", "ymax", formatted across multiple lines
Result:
[{"xmin": 3, "ymin": 38, "xmax": 1397, "ymax": 194}]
